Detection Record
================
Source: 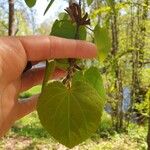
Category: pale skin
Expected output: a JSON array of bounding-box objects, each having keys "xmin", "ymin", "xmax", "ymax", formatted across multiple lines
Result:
[{"xmin": 0, "ymin": 36, "xmax": 97, "ymax": 138}]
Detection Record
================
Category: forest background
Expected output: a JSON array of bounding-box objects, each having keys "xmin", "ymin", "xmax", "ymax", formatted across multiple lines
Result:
[{"xmin": 0, "ymin": 0, "xmax": 150, "ymax": 149}]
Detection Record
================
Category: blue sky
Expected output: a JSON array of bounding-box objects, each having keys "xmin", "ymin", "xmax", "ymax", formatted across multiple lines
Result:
[{"xmin": 33, "ymin": 0, "xmax": 68, "ymax": 24}]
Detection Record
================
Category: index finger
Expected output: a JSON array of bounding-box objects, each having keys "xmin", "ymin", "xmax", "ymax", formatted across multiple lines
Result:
[{"xmin": 19, "ymin": 36, "xmax": 97, "ymax": 61}]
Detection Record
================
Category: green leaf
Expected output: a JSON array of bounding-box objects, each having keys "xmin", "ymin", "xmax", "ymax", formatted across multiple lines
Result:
[
  {"xmin": 44, "ymin": 0, "xmax": 55, "ymax": 15},
  {"xmin": 79, "ymin": 26, "xmax": 87, "ymax": 40},
  {"xmin": 94, "ymin": 25, "xmax": 111, "ymax": 62},
  {"xmin": 73, "ymin": 67, "xmax": 106, "ymax": 102},
  {"xmin": 58, "ymin": 13, "xmax": 69, "ymax": 20},
  {"xmin": 42, "ymin": 60, "xmax": 56, "ymax": 92},
  {"xmin": 25, "ymin": 0, "xmax": 36, "ymax": 8},
  {"xmin": 87, "ymin": 0, "xmax": 93, "ymax": 6},
  {"xmin": 51, "ymin": 20, "xmax": 87, "ymax": 40},
  {"xmin": 84, "ymin": 67, "xmax": 106, "ymax": 101},
  {"xmin": 72, "ymin": 71, "xmax": 85, "ymax": 82},
  {"xmin": 51, "ymin": 20, "xmax": 76, "ymax": 39},
  {"xmin": 37, "ymin": 81, "xmax": 103, "ymax": 148},
  {"xmin": 55, "ymin": 59, "xmax": 69, "ymax": 70}
]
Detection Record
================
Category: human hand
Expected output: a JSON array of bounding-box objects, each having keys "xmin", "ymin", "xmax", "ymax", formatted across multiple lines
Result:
[{"xmin": 0, "ymin": 36, "xmax": 97, "ymax": 137}]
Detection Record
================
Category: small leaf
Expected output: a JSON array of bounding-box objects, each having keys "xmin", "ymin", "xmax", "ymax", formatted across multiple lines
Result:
[
  {"xmin": 94, "ymin": 25, "xmax": 111, "ymax": 62},
  {"xmin": 87, "ymin": 0, "xmax": 93, "ymax": 6},
  {"xmin": 51, "ymin": 20, "xmax": 76, "ymax": 39},
  {"xmin": 44, "ymin": 0, "xmax": 55, "ymax": 15},
  {"xmin": 51, "ymin": 20, "xmax": 87, "ymax": 40},
  {"xmin": 58, "ymin": 13, "xmax": 69, "ymax": 20},
  {"xmin": 37, "ymin": 81, "xmax": 103, "ymax": 148},
  {"xmin": 25, "ymin": 0, "xmax": 36, "ymax": 8}
]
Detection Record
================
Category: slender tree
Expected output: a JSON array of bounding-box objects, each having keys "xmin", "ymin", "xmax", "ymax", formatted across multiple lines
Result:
[
  {"xmin": 8, "ymin": 0, "xmax": 15, "ymax": 35},
  {"xmin": 110, "ymin": 0, "xmax": 124, "ymax": 131},
  {"xmin": 148, "ymin": 94, "xmax": 150, "ymax": 150}
]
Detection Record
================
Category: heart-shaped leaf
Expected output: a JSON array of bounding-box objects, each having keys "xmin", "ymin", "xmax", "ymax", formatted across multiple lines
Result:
[
  {"xmin": 37, "ymin": 81, "xmax": 103, "ymax": 148},
  {"xmin": 25, "ymin": 0, "xmax": 36, "ymax": 8}
]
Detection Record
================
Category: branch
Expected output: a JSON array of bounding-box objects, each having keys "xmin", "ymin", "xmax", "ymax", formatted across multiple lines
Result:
[
  {"xmin": 115, "ymin": 49, "xmax": 133, "ymax": 60},
  {"xmin": 143, "ymin": 61, "xmax": 150, "ymax": 65}
]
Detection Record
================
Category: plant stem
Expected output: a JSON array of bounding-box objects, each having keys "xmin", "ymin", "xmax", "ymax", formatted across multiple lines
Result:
[
  {"xmin": 42, "ymin": 60, "xmax": 56, "ymax": 92},
  {"xmin": 86, "ymin": 26, "xmax": 94, "ymax": 32},
  {"xmin": 63, "ymin": 24, "xmax": 80, "ymax": 87}
]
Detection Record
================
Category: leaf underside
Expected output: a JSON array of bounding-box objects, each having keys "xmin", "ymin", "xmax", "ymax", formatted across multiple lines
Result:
[{"xmin": 37, "ymin": 81, "xmax": 103, "ymax": 148}]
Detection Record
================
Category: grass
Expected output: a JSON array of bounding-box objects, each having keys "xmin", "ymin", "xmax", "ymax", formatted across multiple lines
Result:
[
  {"xmin": 27, "ymin": 86, "xmax": 41, "ymax": 95},
  {"xmin": 20, "ymin": 85, "xmax": 41, "ymax": 98},
  {"xmin": 1, "ymin": 111, "xmax": 147, "ymax": 150},
  {"xmin": 0, "ymin": 86, "xmax": 148, "ymax": 150}
]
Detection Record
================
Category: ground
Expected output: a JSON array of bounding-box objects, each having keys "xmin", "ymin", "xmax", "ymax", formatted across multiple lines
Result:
[{"xmin": 0, "ymin": 86, "xmax": 148, "ymax": 150}]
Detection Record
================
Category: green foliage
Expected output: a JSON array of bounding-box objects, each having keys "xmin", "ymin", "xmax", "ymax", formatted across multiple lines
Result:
[
  {"xmin": 25, "ymin": 2, "xmax": 106, "ymax": 148},
  {"xmin": 58, "ymin": 12, "xmax": 69, "ymax": 20},
  {"xmin": 36, "ymin": 3, "xmax": 107, "ymax": 147},
  {"xmin": 94, "ymin": 25, "xmax": 111, "ymax": 62},
  {"xmin": 15, "ymin": 11, "xmax": 32, "ymax": 35},
  {"xmin": 99, "ymin": 112, "xmax": 112, "ymax": 132},
  {"xmin": 42, "ymin": 61, "xmax": 56, "ymax": 91},
  {"xmin": 51, "ymin": 20, "xmax": 76, "ymax": 39},
  {"xmin": 106, "ymin": 0, "xmax": 114, "ymax": 8},
  {"xmin": 44, "ymin": 0, "xmax": 55, "ymax": 15},
  {"xmin": 135, "ymin": 88, "xmax": 150, "ymax": 117},
  {"xmin": 2, "ymin": 113, "xmax": 147, "ymax": 149},
  {"xmin": 25, "ymin": 0, "xmax": 36, "ymax": 8},
  {"xmin": 2, "ymin": 0, "xmax": 150, "ymax": 149},
  {"xmin": 12, "ymin": 113, "xmax": 49, "ymax": 138},
  {"xmin": 84, "ymin": 67, "xmax": 106, "ymax": 100},
  {"xmin": 37, "ymin": 81, "xmax": 103, "ymax": 148},
  {"xmin": 87, "ymin": 0, "xmax": 93, "ymax": 6},
  {"xmin": 51, "ymin": 20, "xmax": 86, "ymax": 40},
  {"xmin": 79, "ymin": 26, "xmax": 87, "ymax": 40},
  {"xmin": 55, "ymin": 59, "xmax": 69, "ymax": 70},
  {"xmin": 19, "ymin": 92, "xmax": 32, "ymax": 99},
  {"xmin": 73, "ymin": 67, "xmax": 106, "ymax": 101}
]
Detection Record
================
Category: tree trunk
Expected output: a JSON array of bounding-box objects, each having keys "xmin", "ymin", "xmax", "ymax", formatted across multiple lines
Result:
[
  {"xmin": 130, "ymin": 0, "xmax": 148, "ymax": 125},
  {"xmin": 8, "ymin": 0, "xmax": 15, "ymax": 36},
  {"xmin": 110, "ymin": 1, "xmax": 123, "ymax": 131},
  {"xmin": 148, "ymin": 117, "xmax": 150, "ymax": 150},
  {"xmin": 147, "ymin": 92, "xmax": 150, "ymax": 150}
]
